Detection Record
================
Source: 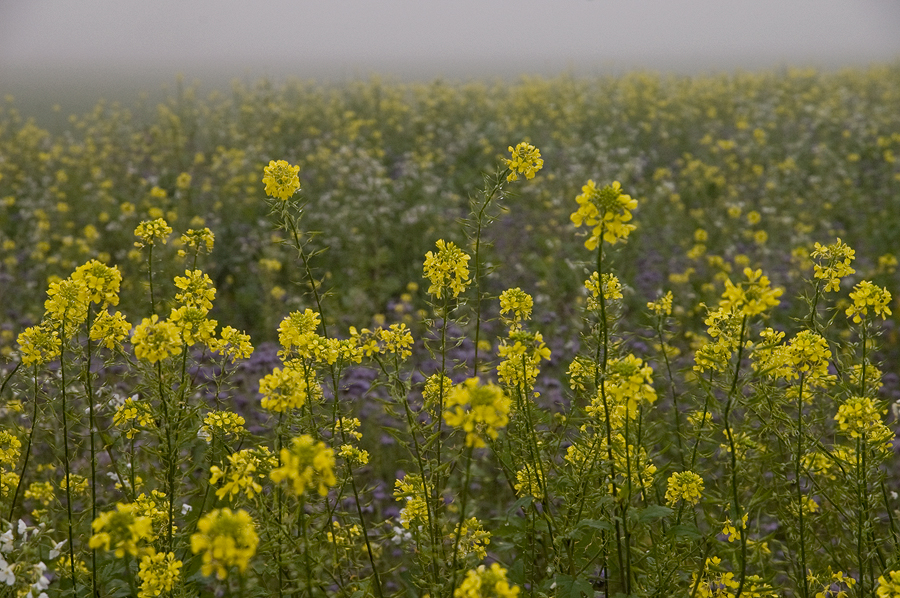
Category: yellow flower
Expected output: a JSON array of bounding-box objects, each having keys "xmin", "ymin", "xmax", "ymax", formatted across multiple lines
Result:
[
  {"xmin": 177, "ymin": 228, "xmax": 215, "ymax": 257},
  {"xmin": 423, "ymin": 240, "xmax": 471, "ymax": 299},
  {"xmin": 584, "ymin": 272, "xmax": 622, "ymax": 310},
  {"xmin": 0, "ymin": 431, "xmax": 21, "ymax": 468},
  {"xmin": 168, "ymin": 305, "xmax": 217, "ymax": 348},
  {"xmin": 138, "ymin": 551, "xmax": 182, "ymax": 598},
  {"xmin": 720, "ymin": 267, "xmax": 783, "ymax": 317},
  {"xmin": 834, "ymin": 396, "xmax": 893, "ymax": 448},
  {"xmin": 72, "ymin": 259, "xmax": 122, "ymax": 307},
  {"xmin": 208, "ymin": 326, "xmax": 254, "ymax": 362},
  {"xmin": 514, "ymin": 466, "xmax": 544, "ymax": 499},
  {"xmin": 134, "ymin": 218, "xmax": 172, "ymax": 248},
  {"xmin": 443, "ymin": 378, "xmax": 511, "ymax": 448},
  {"xmin": 113, "ymin": 397, "xmax": 155, "ymax": 439},
  {"xmin": 89, "ymin": 503, "xmax": 153, "ymax": 558},
  {"xmin": 210, "ymin": 449, "xmax": 269, "ymax": 500},
  {"xmin": 846, "ymin": 280, "xmax": 892, "ymax": 324},
  {"xmin": 258, "ymin": 366, "xmax": 309, "ymax": 413},
  {"xmin": 378, "ymin": 323, "xmax": 414, "ymax": 359},
  {"xmin": 44, "ymin": 277, "xmax": 90, "ymax": 331},
  {"xmin": 455, "ymin": 563, "xmax": 520, "ymax": 598},
  {"xmin": 131, "ymin": 315, "xmax": 182, "ymax": 363},
  {"xmin": 665, "ymin": 471, "xmax": 704, "ymax": 506},
  {"xmin": 190, "ymin": 508, "xmax": 259, "ymax": 579},
  {"xmin": 393, "ymin": 474, "xmax": 428, "ymax": 529},
  {"xmin": 877, "ymin": 570, "xmax": 900, "ymax": 597},
  {"xmin": 499, "ymin": 288, "xmax": 533, "ymax": 331},
  {"xmin": 570, "ymin": 180, "xmax": 638, "ymax": 249},
  {"xmin": 270, "ymin": 435, "xmax": 337, "ymax": 497},
  {"xmin": 200, "ymin": 411, "xmax": 246, "ymax": 443},
  {"xmin": 17, "ymin": 323, "xmax": 60, "ymax": 366},
  {"xmin": 262, "ymin": 159, "xmax": 301, "ymax": 200},
  {"xmin": 504, "ymin": 142, "xmax": 543, "ymax": 182},
  {"xmin": 90, "ymin": 310, "xmax": 132, "ymax": 350},
  {"xmin": 647, "ymin": 291, "xmax": 674, "ymax": 316},
  {"xmin": 173, "ymin": 269, "xmax": 216, "ymax": 310}
]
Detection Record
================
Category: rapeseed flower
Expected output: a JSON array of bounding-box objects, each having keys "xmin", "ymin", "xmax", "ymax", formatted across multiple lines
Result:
[
  {"xmin": 720, "ymin": 267, "xmax": 783, "ymax": 317},
  {"xmin": 378, "ymin": 323, "xmax": 414, "ymax": 359},
  {"xmin": 394, "ymin": 474, "xmax": 428, "ymax": 530},
  {"xmin": 190, "ymin": 508, "xmax": 259, "ymax": 579},
  {"xmin": 138, "ymin": 551, "xmax": 182, "ymax": 598},
  {"xmin": 647, "ymin": 291, "xmax": 673, "ymax": 316},
  {"xmin": 258, "ymin": 365, "xmax": 309, "ymax": 413},
  {"xmin": 132, "ymin": 315, "xmax": 182, "ymax": 363},
  {"xmin": 584, "ymin": 272, "xmax": 622, "ymax": 310},
  {"xmin": 496, "ymin": 331, "xmax": 551, "ymax": 391},
  {"xmin": 113, "ymin": 398, "xmax": 154, "ymax": 439},
  {"xmin": 455, "ymin": 563, "xmax": 520, "ymax": 598},
  {"xmin": 72, "ymin": 259, "xmax": 121, "ymax": 307},
  {"xmin": 134, "ymin": 219, "xmax": 172, "ymax": 248},
  {"xmin": 44, "ymin": 277, "xmax": 89, "ymax": 330},
  {"xmin": 514, "ymin": 466, "xmax": 544, "ymax": 499},
  {"xmin": 210, "ymin": 449, "xmax": 269, "ymax": 500},
  {"xmin": 811, "ymin": 238, "xmax": 855, "ymax": 292},
  {"xmin": 168, "ymin": 305, "xmax": 217, "ymax": 348},
  {"xmin": 173, "ymin": 269, "xmax": 216, "ymax": 311},
  {"xmin": 90, "ymin": 310, "xmax": 132, "ymax": 350},
  {"xmin": 451, "ymin": 517, "xmax": 491, "ymax": 561},
  {"xmin": 262, "ymin": 159, "xmax": 300, "ymax": 200},
  {"xmin": 877, "ymin": 570, "xmax": 900, "ymax": 597},
  {"xmin": 200, "ymin": 411, "xmax": 246, "ymax": 443},
  {"xmin": 133, "ymin": 490, "xmax": 171, "ymax": 541},
  {"xmin": 665, "ymin": 471, "xmax": 704, "ymax": 506},
  {"xmin": 846, "ymin": 280, "xmax": 892, "ymax": 323},
  {"xmin": 834, "ymin": 396, "xmax": 893, "ymax": 448},
  {"xmin": 504, "ymin": 142, "xmax": 543, "ymax": 182},
  {"xmin": 209, "ymin": 326, "xmax": 254, "ymax": 362},
  {"xmin": 443, "ymin": 378, "xmax": 511, "ymax": 448},
  {"xmin": 423, "ymin": 240, "xmax": 471, "ymax": 299},
  {"xmin": 570, "ymin": 180, "xmax": 638, "ymax": 249},
  {"xmin": 177, "ymin": 228, "xmax": 215, "ymax": 256},
  {"xmin": 88, "ymin": 503, "xmax": 153, "ymax": 558},
  {"xmin": 499, "ymin": 287, "xmax": 533, "ymax": 331},
  {"xmin": 423, "ymin": 373, "xmax": 453, "ymax": 408},
  {"xmin": 270, "ymin": 435, "xmax": 337, "ymax": 497},
  {"xmin": 17, "ymin": 323, "xmax": 60, "ymax": 366},
  {"xmin": 0, "ymin": 431, "xmax": 21, "ymax": 468}
]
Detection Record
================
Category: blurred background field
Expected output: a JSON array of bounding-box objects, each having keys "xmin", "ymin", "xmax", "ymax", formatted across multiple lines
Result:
[{"xmin": 2, "ymin": 66, "xmax": 900, "ymax": 356}]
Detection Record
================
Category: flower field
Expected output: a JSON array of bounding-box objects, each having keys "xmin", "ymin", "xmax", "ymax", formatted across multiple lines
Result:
[{"xmin": 1, "ymin": 64, "xmax": 900, "ymax": 597}]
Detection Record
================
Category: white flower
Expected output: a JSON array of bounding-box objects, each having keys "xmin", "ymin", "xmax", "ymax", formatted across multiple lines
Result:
[
  {"xmin": 49, "ymin": 540, "xmax": 66, "ymax": 560},
  {"xmin": 181, "ymin": 503, "xmax": 193, "ymax": 515},
  {"xmin": 0, "ymin": 530, "xmax": 13, "ymax": 554},
  {"xmin": 0, "ymin": 556, "xmax": 15, "ymax": 585}
]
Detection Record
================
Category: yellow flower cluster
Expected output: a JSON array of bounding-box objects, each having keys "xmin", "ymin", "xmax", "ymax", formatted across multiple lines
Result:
[
  {"xmin": 178, "ymin": 227, "xmax": 215, "ymax": 256},
  {"xmin": 209, "ymin": 326, "xmax": 255, "ymax": 362},
  {"xmin": 210, "ymin": 448, "xmax": 270, "ymax": 500},
  {"xmin": 270, "ymin": 434, "xmax": 337, "ymax": 497},
  {"xmin": 44, "ymin": 277, "xmax": 89, "ymax": 332},
  {"xmin": 278, "ymin": 309, "xmax": 355, "ymax": 364},
  {"xmin": 585, "ymin": 271, "xmax": 623, "ymax": 310},
  {"xmin": 200, "ymin": 411, "xmax": 246, "ymax": 442},
  {"xmin": 423, "ymin": 239, "xmax": 471, "ymax": 299},
  {"xmin": 17, "ymin": 323, "xmax": 60, "ymax": 366},
  {"xmin": 423, "ymin": 373, "xmax": 453, "ymax": 408},
  {"xmin": 134, "ymin": 218, "xmax": 173, "ymax": 248},
  {"xmin": 113, "ymin": 398, "xmax": 155, "ymax": 439},
  {"xmin": 846, "ymin": 280, "xmax": 892, "ymax": 324},
  {"xmin": 590, "ymin": 354, "xmax": 657, "ymax": 420},
  {"xmin": 173, "ymin": 269, "xmax": 216, "ymax": 310},
  {"xmin": 90, "ymin": 310, "xmax": 132, "ymax": 350},
  {"xmin": 496, "ymin": 331, "xmax": 551, "ymax": 391},
  {"xmin": 499, "ymin": 287, "xmax": 533, "ymax": 331},
  {"xmin": 570, "ymin": 180, "xmax": 638, "ymax": 249},
  {"xmin": 451, "ymin": 517, "xmax": 492, "ymax": 561},
  {"xmin": 877, "ymin": 570, "xmax": 900, "ymax": 598},
  {"xmin": 665, "ymin": 471, "xmax": 704, "ymax": 506},
  {"xmin": 262, "ymin": 159, "xmax": 301, "ymax": 200},
  {"xmin": 811, "ymin": 238, "xmax": 855, "ymax": 292},
  {"xmin": 133, "ymin": 490, "xmax": 170, "ymax": 542},
  {"xmin": 834, "ymin": 396, "xmax": 893, "ymax": 447},
  {"xmin": 394, "ymin": 474, "xmax": 429, "ymax": 529},
  {"xmin": 0, "ymin": 430, "xmax": 22, "ymax": 467},
  {"xmin": 504, "ymin": 142, "xmax": 543, "ymax": 182},
  {"xmin": 138, "ymin": 551, "xmax": 182, "ymax": 598},
  {"xmin": 169, "ymin": 305, "xmax": 217, "ymax": 348},
  {"xmin": 454, "ymin": 563, "xmax": 520, "ymax": 598},
  {"xmin": 647, "ymin": 290, "xmax": 674, "ymax": 316},
  {"xmin": 88, "ymin": 503, "xmax": 153, "ymax": 558},
  {"xmin": 378, "ymin": 323, "xmax": 414, "ymax": 359},
  {"xmin": 722, "ymin": 513, "xmax": 749, "ymax": 543},
  {"xmin": 72, "ymin": 259, "xmax": 121, "ymax": 307},
  {"xmin": 132, "ymin": 315, "xmax": 182, "ymax": 363},
  {"xmin": 514, "ymin": 466, "xmax": 544, "ymax": 499},
  {"xmin": 443, "ymin": 378, "xmax": 511, "ymax": 448},
  {"xmin": 720, "ymin": 267, "xmax": 783, "ymax": 317},
  {"xmin": 258, "ymin": 366, "xmax": 309, "ymax": 413},
  {"xmin": 190, "ymin": 508, "xmax": 259, "ymax": 579}
]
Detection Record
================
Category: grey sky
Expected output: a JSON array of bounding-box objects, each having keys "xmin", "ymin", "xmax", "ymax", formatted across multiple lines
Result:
[{"xmin": 2, "ymin": 0, "xmax": 900, "ymax": 79}]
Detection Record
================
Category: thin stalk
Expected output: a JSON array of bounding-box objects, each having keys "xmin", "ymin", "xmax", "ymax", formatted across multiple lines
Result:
[
  {"xmin": 722, "ymin": 315, "xmax": 748, "ymax": 598},
  {"xmin": 655, "ymin": 318, "xmax": 684, "ymax": 467},
  {"xmin": 300, "ymin": 496, "xmax": 314, "ymax": 598},
  {"xmin": 795, "ymin": 373, "xmax": 809, "ymax": 598},
  {"xmin": 449, "ymin": 444, "xmax": 475, "ymax": 596},
  {"xmin": 59, "ymin": 317, "xmax": 78, "ymax": 598},
  {"xmin": 7, "ymin": 363, "xmax": 34, "ymax": 522},
  {"xmin": 470, "ymin": 170, "xmax": 506, "ymax": 376},
  {"xmin": 83, "ymin": 306, "xmax": 99, "ymax": 598}
]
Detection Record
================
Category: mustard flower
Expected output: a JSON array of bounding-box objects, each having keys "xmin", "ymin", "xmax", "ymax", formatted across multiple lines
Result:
[
  {"xmin": 443, "ymin": 378, "xmax": 511, "ymax": 448},
  {"xmin": 0, "ymin": 431, "xmax": 21, "ymax": 468},
  {"xmin": 88, "ymin": 503, "xmax": 153, "ymax": 558},
  {"xmin": 585, "ymin": 271, "xmax": 622, "ymax": 310},
  {"xmin": 451, "ymin": 517, "xmax": 492, "ymax": 561},
  {"xmin": 722, "ymin": 513, "xmax": 749, "ymax": 543},
  {"xmin": 514, "ymin": 466, "xmax": 544, "ymax": 499},
  {"xmin": 168, "ymin": 305, "xmax": 217, "ymax": 348},
  {"xmin": 190, "ymin": 508, "xmax": 259, "ymax": 579},
  {"xmin": 455, "ymin": 563, "xmax": 520, "ymax": 598},
  {"xmin": 210, "ymin": 449, "xmax": 268, "ymax": 500},
  {"xmin": 177, "ymin": 228, "xmax": 215, "ymax": 256},
  {"xmin": 258, "ymin": 365, "xmax": 309, "ymax": 413},
  {"xmin": 200, "ymin": 411, "xmax": 246, "ymax": 443},
  {"xmin": 131, "ymin": 315, "xmax": 182, "ymax": 363},
  {"xmin": 44, "ymin": 277, "xmax": 89, "ymax": 330},
  {"xmin": 113, "ymin": 398, "xmax": 155, "ymax": 439},
  {"xmin": 811, "ymin": 238, "xmax": 855, "ymax": 292},
  {"xmin": 338, "ymin": 444, "xmax": 370, "ymax": 466},
  {"xmin": 209, "ymin": 326, "xmax": 254, "ymax": 362},
  {"xmin": 90, "ymin": 310, "xmax": 132, "ymax": 350},
  {"xmin": 570, "ymin": 180, "xmax": 638, "ymax": 249},
  {"xmin": 0, "ymin": 471, "xmax": 18, "ymax": 498},
  {"xmin": 787, "ymin": 330, "xmax": 831, "ymax": 378},
  {"xmin": 378, "ymin": 323, "xmax": 414, "ymax": 359},
  {"xmin": 423, "ymin": 373, "xmax": 453, "ymax": 408},
  {"xmin": 262, "ymin": 159, "xmax": 301, "ymax": 200},
  {"xmin": 134, "ymin": 218, "xmax": 172, "ymax": 248},
  {"xmin": 133, "ymin": 490, "xmax": 171, "ymax": 541},
  {"xmin": 393, "ymin": 474, "xmax": 429, "ymax": 530},
  {"xmin": 270, "ymin": 434, "xmax": 337, "ymax": 497},
  {"xmin": 504, "ymin": 142, "xmax": 543, "ymax": 182},
  {"xmin": 24, "ymin": 481, "xmax": 55, "ymax": 506},
  {"xmin": 499, "ymin": 287, "xmax": 533, "ymax": 331},
  {"xmin": 496, "ymin": 331, "xmax": 551, "ymax": 391},
  {"xmin": 720, "ymin": 267, "xmax": 783, "ymax": 317},
  {"xmin": 665, "ymin": 471, "xmax": 704, "ymax": 506},
  {"xmin": 17, "ymin": 323, "xmax": 60, "ymax": 366},
  {"xmin": 138, "ymin": 551, "xmax": 182, "ymax": 598},
  {"xmin": 592, "ymin": 354, "xmax": 657, "ymax": 419},
  {"xmin": 423, "ymin": 239, "xmax": 471, "ymax": 299},
  {"xmin": 72, "ymin": 259, "xmax": 122, "ymax": 307},
  {"xmin": 877, "ymin": 570, "xmax": 900, "ymax": 598},
  {"xmin": 173, "ymin": 269, "xmax": 216, "ymax": 311},
  {"xmin": 846, "ymin": 280, "xmax": 892, "ymax": 324},
  {"xmin": 647, "ymin": 290, "xmax": 674, "ymax": 316},
  {"xmin": 834, "ymin": 396, "xmax": 893, "ymax": 446}
]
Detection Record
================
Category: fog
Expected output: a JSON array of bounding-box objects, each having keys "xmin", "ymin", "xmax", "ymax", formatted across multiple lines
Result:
[{"xmin": 2, "ymin": 0, "xmax": 900, "ymax": 118}]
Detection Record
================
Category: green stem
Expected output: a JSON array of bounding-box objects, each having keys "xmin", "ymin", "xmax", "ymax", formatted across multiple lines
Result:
[
  {"xmin": 59, "ymin": 317, "xmax": 78, "ymax": 598},
  {"xmin": 7, "ymin": 363, "xmax": 34, "ymax": 522},
  {"xmin": 722, "ymin": 315, "xmax": 748, "ymax": 598},
  {"xmin": 795, "ymin": 372, "xmax": 808, "ymax": 598},
  {"xmin": 449, "ymin": 444, "xmax": 475, "ymax": 596}
]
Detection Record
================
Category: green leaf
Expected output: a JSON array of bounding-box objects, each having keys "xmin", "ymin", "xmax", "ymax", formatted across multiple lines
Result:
[
  {"xmin": 637, "ymin": 505, "xmax": 673, "ymax": 523},
  {"xmin": 546, "ymin": 574, "xmax": 594, "ymax": 598}
]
